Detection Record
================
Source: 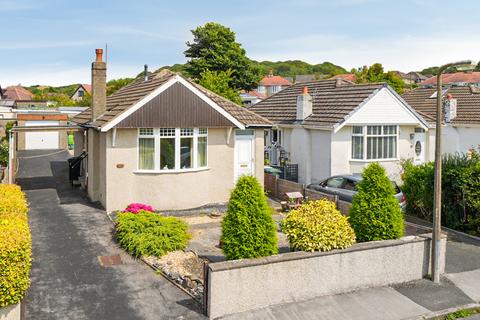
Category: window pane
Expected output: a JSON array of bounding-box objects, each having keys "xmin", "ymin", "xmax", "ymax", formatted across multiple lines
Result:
[
  {"xmin": 198, "ymin": 136, "xmax": 207, "ymax": 167},
  {"xmin": 181, "ymin": 128, "xmax": 194, "ymax": 136},
  {"xmin": 180, "ymin": 137, "xmax": 193, "ymax": 169},
  {"xmin": 160, "ymin": 138, "xmax": 175, "ymax": 170},
  {"xmin": 390, "ymin": 136, "xmax": 397, "ymax": 158},
  {"xmin": 159, "ymin": 128, "xmax": 175, "ymax": 136},
  {"xmin": 352, "ymin": 126, "xmax": 363, "ymax": 134},
  {"xmin": 367, "ymin": 125, "xmax": 381, "ymax": 135},
  {"xmin": 139, "ymin": 128, "xmax": 154, "ymax": 136},
  {"xmin": 139, "ymin": 138, "xmax": 155, "ymax": 170},
  {"xmin": 351, "ymin": 136, "xmax": 363, "ymax": 159},
  {"xmin": 199, "ymin": 128, "xmax": 208, "ymax": 135}
]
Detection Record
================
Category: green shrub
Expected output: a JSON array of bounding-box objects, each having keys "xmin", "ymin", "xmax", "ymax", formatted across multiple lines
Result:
[
  {"xmin": 221, "ymin": 176, "xmax": 278, "ymax": 260},
  {"xmin": 0, "ymin": 184, "xmax": 29, "ymax": 220},
  {"xmin": 282, "ymin": 199, "xmax": 356, "ymax": 252},
  {"xmin": 0, "ymin": 184, "xmax": 31, "ymax": 307},
  {"xmin": 349, "ymin": 163, "xmax": 404, "ymax": 242},
  {"xmin": 0, "ymin": 140, "xmax": 8, "ymax": 167},
  {"xmin": 401, "ymin": 153, "xmax": 480, "ymax": 235},
  {"xmin": 115, "ymin": 210, "xmax": 190, "ymax": 257}
]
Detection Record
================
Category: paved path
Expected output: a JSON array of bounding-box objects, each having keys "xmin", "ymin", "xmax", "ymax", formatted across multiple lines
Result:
[{"xmin": 17, "ymin": 150, "xmax": 204, "ymax": 320}]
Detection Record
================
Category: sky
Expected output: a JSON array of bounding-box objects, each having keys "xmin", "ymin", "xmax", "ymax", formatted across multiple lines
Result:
[{"xmin": 1, "ymin": 0, "xmax": 480, "ymax": 86}]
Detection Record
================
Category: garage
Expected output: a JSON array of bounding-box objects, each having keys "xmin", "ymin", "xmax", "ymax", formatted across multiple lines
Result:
[{"xmin": 24, "ymin": 121, "xmax": 60, "ymax": 150}]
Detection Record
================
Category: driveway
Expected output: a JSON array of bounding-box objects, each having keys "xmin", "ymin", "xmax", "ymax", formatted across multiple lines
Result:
[{"xmin": 16, "ymin": 150, "xmax": 204, "ymax": 320}]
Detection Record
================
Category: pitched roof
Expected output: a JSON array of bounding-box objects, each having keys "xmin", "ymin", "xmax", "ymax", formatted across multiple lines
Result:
[
  {"xmin": 80, "ymin": 84, "xmax": 92, "ymax": 94},
  {"xmin": 421, "ymin": 72, "xmax": 480, "ymax": 86},
  {"xmin": 72, "ymin": 70, "xmax": 271, "ymax": 128},
  {"xmin": 3, "ymin": 86, "xmax": 33, "ymax": 101},
  {"xmin": 259, "ymin": 75, "xmax": 292, "ymax": 86},
  {"xmin": 330, "ymin": 73, "xmax": 356, "ymax": 82},
  {"xmin": 248, "ymin": 79, "xmax": 385, "ymax": 127},
  {"xmin": 402, "ymin": 85, "xmax": 480, "ymax": 125}
]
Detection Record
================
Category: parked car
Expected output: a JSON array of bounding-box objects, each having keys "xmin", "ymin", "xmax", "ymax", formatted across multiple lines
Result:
[{"xmin": 307, "ymin": 174, "xmax": 406, "ymax": 211}]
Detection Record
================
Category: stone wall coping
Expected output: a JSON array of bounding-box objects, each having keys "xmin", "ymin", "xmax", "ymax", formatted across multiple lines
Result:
[{"xmin": 208, "ymin": 233, "xmax": 444, "ymax": 272}]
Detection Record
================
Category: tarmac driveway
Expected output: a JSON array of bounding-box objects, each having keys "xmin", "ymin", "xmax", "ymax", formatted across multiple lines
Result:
[{"xmin": 16, "ymin": 150, "xmax": 204, "ymax": 320}]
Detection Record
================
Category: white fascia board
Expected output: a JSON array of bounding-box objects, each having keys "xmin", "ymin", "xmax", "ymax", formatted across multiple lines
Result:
[
  {"xmin": 101, "ymin": 76, "xmax": 178, "ymax": 132},
  {"xmin": 333, "ymin": 86, "xmax": 429, "ymax": 133},
  {"xmin": 176, "ymin": 77, "xmax": 245, "ymax": 130},
  {"xmin": 101, "ymin": 75, "xmax": 245, "ymax": 132}
]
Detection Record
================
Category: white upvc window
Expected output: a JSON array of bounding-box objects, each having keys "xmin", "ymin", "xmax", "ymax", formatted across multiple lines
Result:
[
  {"xmin": 138, "ymin": 128, "xmax": 208, "ymax": 171},
  {"xmin": 351, "ymin": 125, "xmax": 398, "ymax": 160},
  {"xmin": 257, "ymin": 85, "xmax": 266, "ymax": 93},
  {"xmin": 271, "ymin": 85, "xmax": 281, "ymax": 93}
]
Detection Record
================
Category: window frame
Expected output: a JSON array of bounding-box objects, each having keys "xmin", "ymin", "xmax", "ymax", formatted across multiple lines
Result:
[
  {"xmin": 136, "ymin": 127, "xmax": 209, "ymax": 173},
  {"xmin": 350, "ymin": 125, "xmax": 399, "ymax": 161}
]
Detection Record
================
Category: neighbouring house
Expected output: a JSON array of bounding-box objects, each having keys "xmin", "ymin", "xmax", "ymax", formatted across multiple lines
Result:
[
  {"xmin": 71, "ymin": 49, "xmax": 271, "ymax": 211},
  {"xmin": 240, "ymin": 90, "xmax": 266, "ymax": 106},
  {"xmin": 0, "ymin": 85, "xmax": 48, "ymax": 107},
  {"xmin": 0, "ymin": 100, "xmax": 16, "ymax": 138},
  {"xmin": 392, "ymin": 71, "xmax": 427, "ymax": 85},
  {"xmin": 402, "ymin": 85, "xmax": 480, "ymax": 154},
  {"xmin": 249, "ymin": 79, "xmax": 432, "ymax": 184},
  {"xmin": 71, "ymin": 84, "xmax": 92, "ymax": 101},
  {"xmin": 330, "ymin": 73, "xmax": 356, "ymax": 82},
  {"xmin": 420, "ymin": 72, "xmax": 480, "ymax": 87},
  {"xmin": 257, "ymin": 71, "xmax": 292, "ymax": 97}
]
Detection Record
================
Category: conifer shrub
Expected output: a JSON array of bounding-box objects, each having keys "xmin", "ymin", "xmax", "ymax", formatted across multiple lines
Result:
[
  {"xmin": 349, "ymin": 163, "xmax": 404, "ymax": 242},
  {"xmin": 282, "ymin": 199, "xmax": 356, "ymax": 252},
  {"xmin": 221, "ymin": 176, "xmax": 278, "ymax": 260},
  {"xmin": 115, "ymin": 211, "xmax": 190, "ymax": 257}
]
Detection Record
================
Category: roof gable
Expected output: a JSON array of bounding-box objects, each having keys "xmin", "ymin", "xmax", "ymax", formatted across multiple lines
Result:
[
  {"xmin": 115, "ymin": 82, "xmax": 236, "ymax": 128},
  {"xmin": 337, "ymin": 87, "xmax": 428, "ymax": 131}
]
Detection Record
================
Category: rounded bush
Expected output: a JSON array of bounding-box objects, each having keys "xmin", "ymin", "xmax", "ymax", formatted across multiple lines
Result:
[
  {"xmin": 0, "ymin": 185, "xmax": 31, "ymax": 307},
  {"xmin": 115, "ymin": 210, "xmax": 190, "ymax": 257},
  {"xmin": 221, "ymin": 176, "xmax": 278, "ymax": 260},
  {"xmin": 349, "ymin": 163, "xmax": 404, "ymax": 242},
  {"xmin": 282, "ymin": 199, "xmax": 356, "ymax": 252}
]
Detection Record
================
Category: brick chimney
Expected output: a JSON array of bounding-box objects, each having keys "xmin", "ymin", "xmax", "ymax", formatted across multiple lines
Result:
[
  {"xmin": 91, "ymin": 49, "xmax": 106, "ymax": 121},
  {"xmin": 296, "ymin": 86, "xmax": 312, "ymax": 121}
]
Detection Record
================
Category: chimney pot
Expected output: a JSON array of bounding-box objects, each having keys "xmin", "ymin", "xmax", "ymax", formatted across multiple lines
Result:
[
  {"xmin": 144, "ymin": 64, "xmax": 149, "ymax": 81},
  {"xmin": 302, "ymin": 86, "xmax": 308, "ymax": 94},
  {"xmin": 95, "ymin": 49, "xmax": 103, "ymax": 62}
]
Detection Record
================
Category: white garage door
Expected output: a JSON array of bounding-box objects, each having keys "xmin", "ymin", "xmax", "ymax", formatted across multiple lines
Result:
[{"xmin": 25, "ymin": 121, "xmax": 59, "ymax": 150}]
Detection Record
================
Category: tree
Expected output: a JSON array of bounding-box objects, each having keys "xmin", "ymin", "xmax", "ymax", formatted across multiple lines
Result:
[
  {"xmin": 184, "ymin": 22, "xmax": 261, "ymax": 91},
  {"xmin": 198, "ymin": 69, "xmax": 242, "ymax": 104},
  {"xmin": 354, "ymin": 63, "xmax": 405, "ymax": 94},
  {"xmin": 221, "ymin": 176, "xmax": 278, "ymax": 260},
  {"xmin": 348, "ymin": 163, "xmax": 404, "ymax": 242},
  {"xmin": 107, "ymin": 78, "xmax": 135, "ymax": 96}
]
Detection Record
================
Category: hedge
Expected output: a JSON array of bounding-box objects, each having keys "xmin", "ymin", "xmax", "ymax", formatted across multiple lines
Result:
[
  {"xmin": 221, "ymin": 176, "xmax": 278, "ymax": 260},
  {"xmin": 401, "ymin": 153, "xmax": 480, "ymax": 235},
  {"xmin": 282, "ymin": 199, "xmax": 356, "ymax": 252},
  {"xmin": 115, "ymin": 210, "xmax": 190, "ymax": 257},
  {"xmin": 0, "ymin": 184, "xmax": 31, "ymax": 308}
]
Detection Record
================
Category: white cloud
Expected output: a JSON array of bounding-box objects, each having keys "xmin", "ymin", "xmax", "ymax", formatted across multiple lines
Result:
[
  {"xmin": 0, "ymin": 1, "xmax": 35, "ymax": 12},
  {"xmin": 248, "ymin": 32, "xmax": 480, "ymax": 71},
  {"xmin": 0, "ymin": 40, "xmax": 95, "ymax": 50}
]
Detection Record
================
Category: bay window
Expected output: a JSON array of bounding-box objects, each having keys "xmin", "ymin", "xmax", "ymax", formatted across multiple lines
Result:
[
  {"xmin": 138, "ymin": 128, "xmax": 208, "ymax": 171},
  {"xmin": 351, "ymin": 125, "xmax": 398, "ymax": 160}
]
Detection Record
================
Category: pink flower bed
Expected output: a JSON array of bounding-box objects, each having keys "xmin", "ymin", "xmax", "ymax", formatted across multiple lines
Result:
[{"xmin": 124, "ymin": 203, "xmax": 155, "ymax": 214}]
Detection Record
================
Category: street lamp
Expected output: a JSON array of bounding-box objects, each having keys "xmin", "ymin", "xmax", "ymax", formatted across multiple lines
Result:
[{"xmin": 431, "ymin": 60, "xmax": 474, "ymax": 283}]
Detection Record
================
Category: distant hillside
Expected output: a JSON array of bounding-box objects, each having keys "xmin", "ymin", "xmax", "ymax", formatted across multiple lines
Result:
[{"xmin": 157, "ymin": 60, "xmax": 347, "ymax": 79}]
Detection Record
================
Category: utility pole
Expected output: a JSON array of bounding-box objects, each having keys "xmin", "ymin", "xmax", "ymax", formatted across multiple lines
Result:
[{"xmin": 431, "ymin": 60, "xmax": 472, "ymax": 283}]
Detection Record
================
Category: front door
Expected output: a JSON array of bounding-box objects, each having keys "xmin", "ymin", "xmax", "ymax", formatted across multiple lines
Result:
[
  {"xmin": 235, "ymin": 130, "xmax": 255, "ymax": 181},
  {"xmin": 413, "ymin": 130, "xmax": 426, "ymax": 165}
]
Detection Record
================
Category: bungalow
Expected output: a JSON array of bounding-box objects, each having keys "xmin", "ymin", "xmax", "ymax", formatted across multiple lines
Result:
[
  {"xmin": 402, "ymin": 85, "xmax": 480, "ymax": 154},
  {"xmin": 249, "ymin": 79, "xmax": 432, "ymax": 184},
  {"xmin": 72, "ymin": 49, "xmax": 270, "ymax": 211}
]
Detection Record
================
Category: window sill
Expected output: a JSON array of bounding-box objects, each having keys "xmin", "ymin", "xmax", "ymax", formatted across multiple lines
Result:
[
  {"xmin": 133, "ymin": 167, "xmax": 210, "ymax": 174},
  {"xmin": 349, "ymin": 158, "xmax": 399, "ymax": 163}
]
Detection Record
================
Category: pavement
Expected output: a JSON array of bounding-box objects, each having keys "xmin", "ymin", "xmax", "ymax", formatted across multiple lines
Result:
[
  {"xmin": 16, "ymin": 150, "xmax": 204, "ymax": 320},
  {"xmin": 14, "ymin": 149, "xmax": 480, "ymax": 320}
]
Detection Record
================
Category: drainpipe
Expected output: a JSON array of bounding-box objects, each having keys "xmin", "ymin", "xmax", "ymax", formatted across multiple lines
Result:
[{"xmin": 8, "ymin": 130, "xmax": 14, "ymax": 184}]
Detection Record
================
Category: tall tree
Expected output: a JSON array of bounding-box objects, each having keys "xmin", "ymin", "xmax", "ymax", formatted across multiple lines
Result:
[
  {"xmin": 184, "ymin": 22, "xmax": 261, "ymax": 91},
  {"xmin": 198, "ymin": 69, "xmax": 242, "ymax": 105},
  {"xmin": 354, "ymin": 63, "xmax": 405, "ymax": 94}
]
